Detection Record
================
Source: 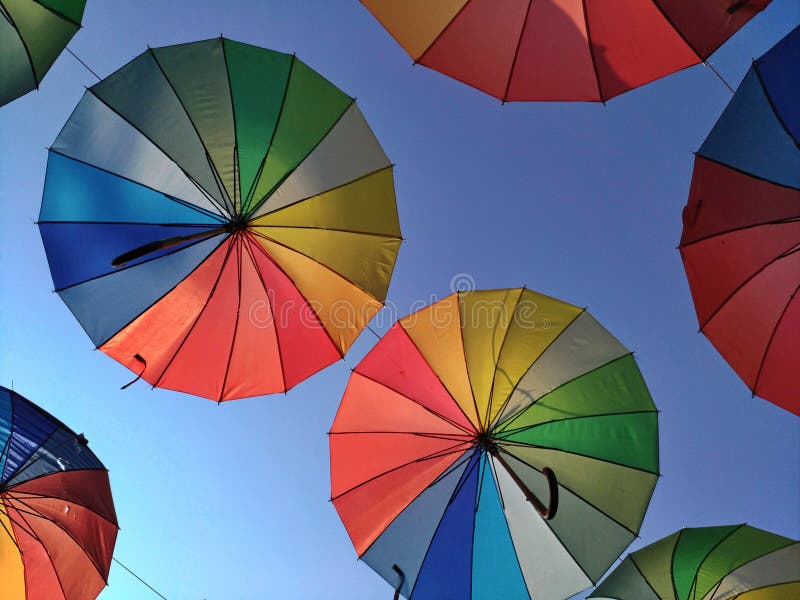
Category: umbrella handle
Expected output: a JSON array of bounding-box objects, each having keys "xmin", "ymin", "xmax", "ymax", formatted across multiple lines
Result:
[
  {"xmin": 392, "ymin": 565, "xmax": 405, "ymax": 600},
  {"xmin": 727, "ymin": 1, "xmax": 750, "ymax": 13},
  {"xmin": 492, "ymin": 450, "xmax": 559, "ymax": 520},
  {"xmin": 111, "ymin": 226, "xmax": 228, "ymax": 267}
]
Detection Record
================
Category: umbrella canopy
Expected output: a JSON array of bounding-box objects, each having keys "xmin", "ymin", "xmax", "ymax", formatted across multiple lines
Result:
[
  {"xmin": 679, "ymin": 26, "xmax": 799, "ymax": 415},
  {"xmin": 330, "ymin": 288, "xmax": 659, "ymax": 599},
  {"xmin": 358, "ymin": 0, "xmax": 770, "ymax": 102},
  {"xmin": 38, "ymin": 37, "xmax": 402, "ymax": 401},
  {"xmin": 0, "ymin": 385, "xmax": 118, "ymax": 599},
  {"xmin": 0, "ymin": 0, "xmax": 86, "ymax": 106},
  {"xmin": 589, "ymin": 524, "xmax": 799, "ymax": 600}
]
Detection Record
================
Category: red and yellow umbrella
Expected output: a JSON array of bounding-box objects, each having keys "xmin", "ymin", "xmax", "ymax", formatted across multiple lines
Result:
[{"xmin": 360, "ymin": 0, "xmax": 770, "ymax": 102}]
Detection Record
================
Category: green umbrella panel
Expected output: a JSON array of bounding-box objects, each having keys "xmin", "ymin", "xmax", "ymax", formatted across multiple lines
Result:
[{"xmin": 0, "ymin": 0, "xmax": 86, "ymax": 106}]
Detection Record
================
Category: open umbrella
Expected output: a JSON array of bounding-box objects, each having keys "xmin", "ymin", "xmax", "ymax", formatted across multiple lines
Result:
[
  {"xmin": 679, "ymin": 26, "xmax": 799, "ymax": 415},
  {"xmin": 589, "ymin": 524, "xmax": 799, "ymax": 599},
  {"xmin": 38, "ymin": 37, "xmax": 402, "ymax": 401},
  {"xmin": 0, "ymin": 385, "xmax": 118, "ymax": 599},
  {"xmin": 1, "ymin": 0, "xmax": 86, "ymax": 106},
  {"xmin": 358, "ymin": 0, "xmax": 770, "ymax": 102},
  {"xmin": 330, "ymin": 288, "xmax": 659, "ymax": 599}
]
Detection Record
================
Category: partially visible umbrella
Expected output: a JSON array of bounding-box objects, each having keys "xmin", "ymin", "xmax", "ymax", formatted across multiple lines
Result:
[
  {"xmin": 680, "ymin": 25, "xmax": 799, "ymax": 415},
  {"xmin": 38, "ymin": 37, "xmax": 401, "ymax": 401},
  {"xmin": 330, "ymin": 288, "xmax": 659, "ymax": 599},
  {"xmin": 589, "ymin": 524, "xmax": 799, "ymax": 599},
  {"xmin": 0, "ymin": 0, "xmax": 86, "ymax": 106},
  {"xmin": 0, "ymin": 385, "xmax": 118, "ymax": 599},
  {"xmin": 358, "ymin": 0, "xmax": 770, "ymax": 102}
]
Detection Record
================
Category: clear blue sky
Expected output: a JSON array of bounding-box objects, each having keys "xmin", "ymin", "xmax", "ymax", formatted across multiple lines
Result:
[{"xmin": 1, "ymin": 1, "xmax": 798, "ymax": 598}]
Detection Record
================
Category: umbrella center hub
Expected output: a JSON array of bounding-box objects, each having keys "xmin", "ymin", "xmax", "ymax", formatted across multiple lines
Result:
[
  {"xmin": 227, "ymin": 216, "xmax": 249, "ymax": 233},
  {"xmin": 475, "ymin": 431, "xmax": 497, "ymax": 454}
]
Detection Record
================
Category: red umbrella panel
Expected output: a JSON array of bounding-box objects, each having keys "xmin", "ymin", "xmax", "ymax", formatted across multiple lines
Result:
[
  {"xmin": 359, "ymin": 0, "xmax": 770, "ymax": 102},
  {"xmin": 0, "ymin": 386, "xmax": 118, "ymax": 600}
]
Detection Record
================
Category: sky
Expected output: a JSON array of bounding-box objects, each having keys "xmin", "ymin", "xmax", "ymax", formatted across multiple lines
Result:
[{"xmin": 0, "ymin": 1, "xmax": 798, "ymax": 599}]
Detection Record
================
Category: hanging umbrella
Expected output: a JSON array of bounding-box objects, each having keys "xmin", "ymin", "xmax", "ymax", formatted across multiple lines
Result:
[
  {"xmin": 330, "ymin": 288, "xmax": 659, "ymax": 599},
  {"xmin": 38, "ymin": 37, "xmax": 402, "ymax": 401},
  {"xmin": 358, "ymin": 0, "xmax": 770, "ymax": 102},
  {"xmin": 679, "ymin": 26, "xmax": 799, "ymax": 415},
  {"xmin": 589, "ymin": 524, "xmax": 799, "ymax": 599},
  {"xmin": 0, "ymin": 0, "xmax": 86, "ymax": 106},
  {"xmin": 0, "ymin": 385, "xmax": 118, "ymax": 599}
]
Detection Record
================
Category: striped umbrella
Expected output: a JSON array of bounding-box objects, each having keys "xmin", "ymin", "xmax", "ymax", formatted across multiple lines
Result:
[
  {"xmin": 1, "ymin": 0, "xmax": 86, "ymax": 106},
  {"xmin": 589, "ymin": 525, "xmax": 799, "ymax": 599},
  {"xmin": 330, "ymin": 288, "xmax": 659, "ymax": 599},
  {"xmin": 38, "ymin": 37, "xmax": 401, "ymax": 401}
]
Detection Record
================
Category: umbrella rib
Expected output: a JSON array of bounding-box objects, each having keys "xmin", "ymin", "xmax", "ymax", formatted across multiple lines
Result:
[
  {"xmin": 7, "ymin": 489, "xmax": 118, "ymax": 528},
  {"xmin": 53, "ymin": 231, "xmax": 227, "ymax": 294},
  {"xmin": 752, "ymin": 281, "xmax": 799, "ymax": 398},
  {"xmin": 581, "ymin": 0, "xmax": 605, "ymax": 102},
  {"xmin": 415, "ymin": 1, "xmax": 473, "ymax": 65},
  {"xmin": 0, "ymin": 500, "xmax": 22, "ymax": 552},
  {"xmin": 218, "ymin": 237, "xmax": 244, "ymax": 401},
  {"xmin": 245, "ymin": 232, "xmax": 345, "ymax": 361},
  {"xmin": 0, "ymin": 500, "xmax": 42, "ymax": 545},
  {"xmin": 628, "ymin": 555, "xmax": 665, "ymax": 600},
  {"xmin": 220, "ymin": 37, "xmax": 240, "ymax": 213},
  {"xmin": 30, "ymin": 0, "xmax": 82, "ymax": 27},
  {"xmin": 407, "ymin": 450, "xmax": 482, "ymax": 598},
  {"xmin": 250, "ymin": 223, "xmax": 402, "ymax": 239},
  {"xmin": 686, "ymin": 524, "xmax": 747, "ymax": 600},
  {"xmin": 0, "ymin": 3, "xmax": 39, "ymax": 88},
  {"xmin": 147, "ymin": 47, "xmax": 234, "ymax": 217},
  {"xmin": 488, "ymin": 308, "xmax": 588, "ymax": 431},
  {"xmin": 680, "ymin": 215, "xmax": 800, "ymax": 249},
  {"xmin": 331, "ymin": 441, "xmax": 472, "ymax": 502},
  {"xmin": 249, "ymin": 164, "xmax": 394, "ymax": 220},
  {"xmin": 753, "ymin": 62, "xmax": 800, "ymax": 151},
  {"xmin": 239, "ymin": 237, "xmax": 289, "ymax": 390},
  {"xmin": 494, "ymin": 344, "xmax": 631, "ymax": 435},
  {"xmin": 249, "ymin": 229, "xmax": 385, "ymax": 305},
  {"xmin": 242, "ymin": 54, "xmax": 296, "ymax": 213},
  {"xmin": 329, "ymin": 431, "xmax": 473, "ymax": 444},
  {"xmin": 349, "ymin": 369, "xmax": 475, "ymax": 435},
  {"xmin": 497, "ymin": 438, "xmax": 659, "ymax": 476},
  {"xmin": 84, "ymin": 90, "xmax": 231, "ymax": 218},
  {"xmin": 9, "ymin": 494, "xmax": 111, "ymax": 583},
  {"xmin": 496, "ymin": 407, "xmax": 653, "ymax": 438},
  {"xmin": 694, "ymin": 244, "xmax": 799, "ymax": 331},
  {"xmin": 483, "ymin": 288, "xmax": 524, "ymax": 428},
  {"xmin": 1, "ymin": 500, "xmax": 74, "ymax": 600},
  {"xmin": 394, "ymin": 324, "xmax": 480, "ymax": 434},
  {"xmin": 496, "ymin": 451, "xmax": 643, "ymax": 537},
  {"xmin": 455, "ymin": 291, "xmax": 483, "ymax": 431},
  {"xmin": 501, "ymin": 0, "xmax": 534, "ymax": 103},
  {"xmin": 247, "ymin": 97, "xmax": 356, "ymax": 218},
  {"xmin": 151, "ymin": 239, "xmax": 238, "ymax": 388},
  {"xmin": 45, "ymin": 148, "xmax": 229, "ymax": 224}
]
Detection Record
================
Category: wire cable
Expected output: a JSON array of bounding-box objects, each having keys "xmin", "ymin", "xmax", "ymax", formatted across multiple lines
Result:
[{"xmin": 112, "ymin": 557, "xmax": 169, "ymax": 600}]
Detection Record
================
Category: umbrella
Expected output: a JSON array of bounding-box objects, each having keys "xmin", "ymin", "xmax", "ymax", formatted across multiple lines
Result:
[
  {"xmin": 38, "ymin": 37, "xmax": 402, "ymax": 401},
  {"xmin": 0, "ymin": 385, "xmax": 118, "ymax": 599},
  {"xmin": 0, "ymin": 0, "xmax": 86, "ymax": 107},
  {"xmin": 589, "ymin": 524, "xmax": 799, "ymax": 599},
  {"xmin": 358, "ymin": 0, "xmax": 770, "ymax": 102},
  {"xmin": 679, "ymin": 26, "xmax": 799, "ymax": 415},
  {"xmin": 330, "ymin": 288, "xmax": 659, "ymax": 599}
]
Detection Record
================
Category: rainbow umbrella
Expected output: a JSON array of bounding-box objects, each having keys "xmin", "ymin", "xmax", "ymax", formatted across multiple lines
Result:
[
  {"xmin": 589, "ymin": 525, "xmax": 799, "ymax": 600},
  {"xmin": 330, "ymin": 288, "xmax": 659, "ymax": 599},
  {"xmin": 1, "ymin": 0, "xmax": 86, "ymax": 106},
  {"xmin": 0, "ymin": 385, "xmax": 118, "ymax": 599},
  {"xmin": 679, "ymin": 26, "xmax": 799, "ymax": 415},
  {"xmin": 38, "ymin": 37, "xmax": 401, "ymax": 401},
  {"xmin": 358, "ymin": 0, "xmax": 770, "ymax": 102}
]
